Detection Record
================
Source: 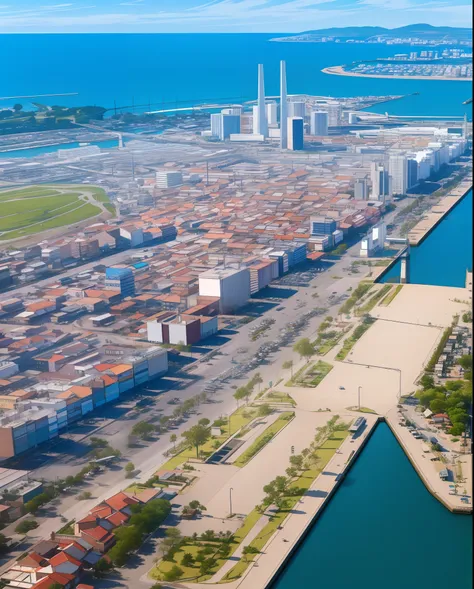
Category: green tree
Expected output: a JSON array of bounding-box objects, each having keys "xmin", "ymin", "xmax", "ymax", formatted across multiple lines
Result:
[
  {"xmin": 283, "ymin": 360, "xmax": 294, "ymax": 377},
  {"xmin": 160, "ymin": 527, "xmax": 182, "ymax": 557},
  {"xmin": 93, "ymin": 558, "xmax": 114, "ymax": 577},
  {"xmin": 242, "ymin": 545, "xmax": 259, "ymax": 561},
  {"xmin": 170, "ymin": 434, "xmax": 177, "ymax": 451},
  {"xmin": 15, "ymin": 519, "xmax": 38, "ymax": 534},
  {"xmin": 198, "ymin": 418, "xmax": 210, "ymax": 427},
  {"xmin": 419, "ymin": 374, "xmax": 435, "ymax": 390},
  {"xmin": 182, "ymin": 424, "xmax": 211, "ymax": 458},
  {"xmin": 257, "ymin": 403, "xmax": 272, "ymax": 417},
  {"xmin": 252, "ymin": 373, "xmax": 263, "ymax": 391},
  {"xmin": 430, "ymin": 398, "xmax": 447, "ymax": 414},
  {"xmin": 125, "ymin": 462, "xmax": 135, "ymax": 478},
  {"xmin": 78, "ymin": 491, "xmax": 92, "ymax": 500},
  {"xmin": 131, "ymin": 421, "xmax": 155, "ymax": 440},
  {"xmin": 199, "ymin": 557, "xmax": 216, "ymax": 576},
  {"xmin": 289, "ymin": 454, "xmax": 304, "ymax": 470},
  {"xmin": 163, "ymin": 565, "xmax": 184, "ymax": 581},
  {"xmin": 233, "ymin": 386, "xmax": 248, "ymax": 407},
  {"xmin": 293, "ymin": 338, "xmax": 315, "ymax": 362},
  {"xmin": 181, "ymin": 552, "xmax": 195, "ymax": 567}
]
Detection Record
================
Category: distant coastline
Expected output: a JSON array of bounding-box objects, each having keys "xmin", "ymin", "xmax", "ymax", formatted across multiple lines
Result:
[{"xmin": 322, "ymin": 65, "xmax": 473, "ymax": 81}]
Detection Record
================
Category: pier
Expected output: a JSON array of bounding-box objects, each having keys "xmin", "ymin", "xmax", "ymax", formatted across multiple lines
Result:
[{"xmin": 407, "ymin": 179, "xmax": 473, "ymax": 246}]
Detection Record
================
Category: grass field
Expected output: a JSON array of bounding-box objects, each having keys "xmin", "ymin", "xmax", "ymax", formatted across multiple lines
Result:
[{"xmin": 0, "ymin": 184, "xmax": 112, "ymax": 240}]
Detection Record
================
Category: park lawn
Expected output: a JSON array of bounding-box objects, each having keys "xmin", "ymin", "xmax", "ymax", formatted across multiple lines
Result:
[
  {"xmin": 335, "ymin": 320, "xmax": 374, "ymax": 361},
  {"xmin": 222, "ymin": 429, "xmax": 349, "ymax": 582},
  {"xmin": 380, "ymin": 284, "xmax": 403, "ymax": 306},
  {"xmin": 286, "ymin": 360, "xmax": 332, "ymax": 388},
  {"xmin": 355, "ymin": 284, "xmax": 392, "ymax": 315},
  {"xmin": 0, "ymin": 187, "xmax": 61, "ymax": 201},
  {"xmin": 265, "ymin": 391, "xmax": 296, "ymax": 405},
  {"xmin": 160, "ymin": 406, "xmax": 259, "ymax": 471},
  {"xmin": 0, "ymin": 203, "xmax": 101, "ymax": 240},
  {"xmin": 338, "ymin": 281, "xmax": 373, "ymax": 315},
  {"xmin": 104, "ymin": 203, "xmax": 116, "ymax": 214},
  {"xmin": 314, "ymin": 331, "xmax": 347, "ymax": 355},
  {"xmin": 151, "ymin": 541, "xmax": 223, "ymax": 582},
  {"xmin": 233, "ymin": 412, "xmax": 294, "ymax": 468},
  {"xmin": 0, "ymin": 196, "xmax": 81, "ymax": 231}
]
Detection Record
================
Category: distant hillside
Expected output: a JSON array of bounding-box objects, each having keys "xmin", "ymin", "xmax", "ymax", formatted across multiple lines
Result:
[{"xmin": 272, "ymin": 24, "xmax": 472, "ymax": 42}]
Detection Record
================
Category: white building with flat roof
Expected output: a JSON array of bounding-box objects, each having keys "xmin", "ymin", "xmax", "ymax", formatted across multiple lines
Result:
[{"xmin": 198, "ymin": 266, "xmax": 250, "ymax": 314}]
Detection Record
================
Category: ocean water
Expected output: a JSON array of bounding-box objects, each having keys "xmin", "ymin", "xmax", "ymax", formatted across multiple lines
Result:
[
  {"xmin": 272, "ymin": 424, "xmax": 473, "ymax": 589},
  {"xmin": 0, "ymin": 138, "xmax": 120, "ymax": 158},
  {"xmin": 0, "ymin": 34, "xmax": 471, "ymax": 117},
  {"xmin": 381, "ymin": 188, "xmax": 472, "ymax": 286}
]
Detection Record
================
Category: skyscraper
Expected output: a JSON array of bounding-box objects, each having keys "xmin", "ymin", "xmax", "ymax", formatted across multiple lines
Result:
[
  {"xmin": 310, "ymin": 111, "xmax": 329, "ymax": 136},
  {"xmin": 210, "ymin": 113, "xmax": 240, "ymax": 141},
  {"xmin": 280, "ymin": 60, "xmax": 288, "ymax": 149},
  {"xmin": 389, "ymin": 154, "xmax": 408, "ymax": 195},
  {"xmin": 370, "ymin": 162, "xmax": 391, "ymax": 201},
  {"xmin": 287, "ymin": 117, "xmax": 304, "ymax": 151},
  {"xmin": 257, "ymin": 64, "xmax": 268, "ymax": 138}
]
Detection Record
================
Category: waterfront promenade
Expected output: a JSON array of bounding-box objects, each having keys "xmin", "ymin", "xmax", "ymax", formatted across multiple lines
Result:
[
  {"xmin": 408, "ymin": 180, "xmax": 472, "ymax": 245},
  {"xmin": 181, "ymin": 414, "xmax": 380, "ymax": 589}
]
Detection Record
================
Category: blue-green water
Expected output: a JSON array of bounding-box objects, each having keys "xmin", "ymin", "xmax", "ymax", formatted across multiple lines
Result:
[
  {"xmin": 272, "ymin": 424, "xmax": 473, "ymax": 589},
  {"xmin": 381, "ymin": 189, "xmax": 473, "ymax": 286},
  {"xmin": 0, "ymin": 138, "xmax": 120, "ymax": 159},
  {"xmin": 0, "ymin": 34, "xmax": 471, "ymax": 117}
]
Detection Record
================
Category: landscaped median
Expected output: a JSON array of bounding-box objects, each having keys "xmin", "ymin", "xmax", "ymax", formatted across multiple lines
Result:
[
  {"xmin": 233, "ymin": 412, "xmax": 295, "ymax": 468},
  {"xmin": 336, "ymin": 316, "xmax": 376, "ymax": 361},
  {"xmin": 355, "ymin": 284, "xmax": 392, "ymax": 315},
  {"xmin": 286, "ymin": 360, "xmax": 333, "ymax": 388},
  {"xmin": 380, "ymin": 284, "xmax": 403, "ymax": 306}
]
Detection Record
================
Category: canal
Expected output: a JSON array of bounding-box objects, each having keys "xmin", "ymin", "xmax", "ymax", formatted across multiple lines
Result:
[
  {"xmin": 381, "ymin": 188, "xmax": 473, "ymax": 287},
  {"xmin": 271, "ymin": 424, "xmax": 473, "ymax": 589}
]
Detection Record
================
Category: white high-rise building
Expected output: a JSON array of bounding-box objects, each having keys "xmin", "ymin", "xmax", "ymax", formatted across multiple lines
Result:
[
  {"xmin": 287, "ymin": 117, "xmax": 304, "ymax": 151},
  {"xmin": 156, "ymin": 171, "xmax": 183, "ymax": 188},
  {"xmin": 310, "ymin": 111, "xmax": 329, "ymax": 136},
  {"xmin": 389, "ymin": 154, "xmax": 408, "ymax": 195},
  {"xmin": 210, "ymin": 113, "xmax": 240, "ymax": 141},
  {"xmin": 326, "ymin": 103, "xmax": 342, "ymax": 127},
  {"xmin": 370, "ymin": 162, "xmax": 391, "ymax": 201},
  {"xmin": 240, "ymin": 113, "xmax": 253, "ymax": 135},
  {"xmin": 354, "ymin": 179, "xmax": 369, "ymax": 200},
  {"xmin": 221, "ymin": 107, "xmax": 243, "ymax": 116},
  {"xmin": 280, "ymin": 60, "xmax": 288, "ymax": 150},
  {"xmin": 252, "ymin": 105, "xmax": 260, "ymax": 135},
  {"xmin": 266, "ymin": 101, "xmax": 278, "ymax": 125},
  {"xmin": 257, "ymin": 64, "xmax": 268, "ymax": 138},
  {"xmin": 288, "ymin": 101, "xmax": 306, "ymax": 119}
]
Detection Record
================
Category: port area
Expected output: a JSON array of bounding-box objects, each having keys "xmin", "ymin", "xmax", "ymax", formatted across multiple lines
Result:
[
  {"xmin": 407, "ymin": 179, "xmax": 472, "ymax": 245},
  {"xmin": 321, "ymin": 64, "xmax": 473, "ymax": 81}
]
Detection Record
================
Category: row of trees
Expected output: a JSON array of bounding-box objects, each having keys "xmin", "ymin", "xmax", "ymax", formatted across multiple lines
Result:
[
  {"xmin": 259, "ymin": 416, "xmax": 341, "ymax": 512},
  {"xmin": 233, "ymin": 373, "xmax": 263, "ymax": 406}
]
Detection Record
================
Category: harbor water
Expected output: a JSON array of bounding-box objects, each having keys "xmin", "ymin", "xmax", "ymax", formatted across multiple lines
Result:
[
  {"xmin": 0, "ymin": 34, "xmax": 471, "ymax": 117},
  {"xmin": 381, "ymin": 188, "xmax": 473, "ymax": 287},
  {"xmin": 0, "ymin": 138, "xmax": 120, "ymax": 159},
  {"xmin": 272, "ymin": 424, "xmax": 473, "ymax": 589}
]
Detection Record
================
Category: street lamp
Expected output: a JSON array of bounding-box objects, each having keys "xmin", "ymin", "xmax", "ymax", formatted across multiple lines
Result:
[{"xmin": 229, "ymin": 487, "xmax": 234, "ymax": 518}]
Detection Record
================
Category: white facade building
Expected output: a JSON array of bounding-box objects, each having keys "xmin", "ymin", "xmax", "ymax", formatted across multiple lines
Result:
[
  {"xmin": 389, "ymin": 154, "xmax": 408, "ymax": 195},
  {"xmin": 288, "ymin": 101, "xmax": 306, "ymax": 119},
  {"xmin": 370, "ymin": 162, "xmax": 391, "ymax": 201},
  {"xmin": 310, "ymin": 111, "xmax": 329, "ymax": 136},
  {"xmin": 266, "ymin": 101, "xmax": 278, "ymax": 125},
  {"xmin": 198, "ymin": 267, "xmax": 250, "ymax": 314}
]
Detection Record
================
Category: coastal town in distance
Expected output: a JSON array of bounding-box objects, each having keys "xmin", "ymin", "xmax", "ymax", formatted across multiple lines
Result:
[{"xmin": 0, "ymin": 24, "xmax": 472, "ymax": 589}]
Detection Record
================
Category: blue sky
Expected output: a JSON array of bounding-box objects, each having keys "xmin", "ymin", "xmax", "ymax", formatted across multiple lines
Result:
[{"xmin": 0, "ymin": 0, "xmax": 471, "ymax": 33}]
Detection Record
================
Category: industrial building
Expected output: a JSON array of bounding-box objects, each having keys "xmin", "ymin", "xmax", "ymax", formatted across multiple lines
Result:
[{"xmin": 156, "ymin": 170, "xmax": 183, "ymax": 188}]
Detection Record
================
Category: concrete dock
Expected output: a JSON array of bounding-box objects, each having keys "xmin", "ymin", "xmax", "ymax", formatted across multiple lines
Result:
[{"xmin": 407, "ymin": 179, "xmax": 472, "ymax": 246}]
